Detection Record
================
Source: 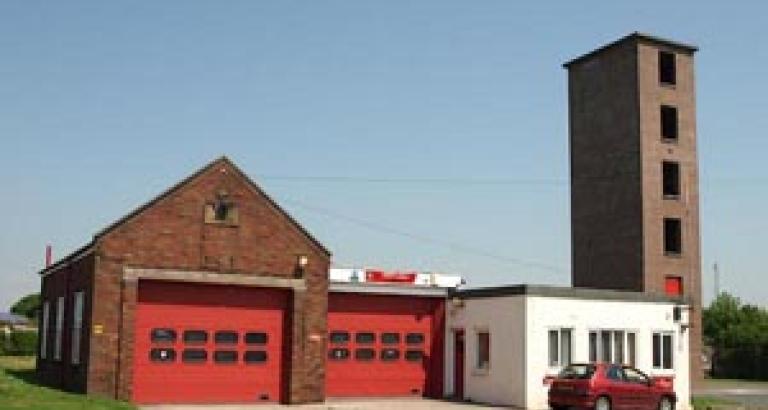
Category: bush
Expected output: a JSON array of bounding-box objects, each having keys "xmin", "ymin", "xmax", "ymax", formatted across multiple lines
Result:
[{"xmin": 1, "ymin": 330, "xmax": 38, "ymax": 356}]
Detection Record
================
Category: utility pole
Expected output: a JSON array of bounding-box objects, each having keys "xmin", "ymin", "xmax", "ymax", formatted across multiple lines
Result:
[{"xmin": 713, "ymin": 262, "xmax": 720, "ymax": 299}]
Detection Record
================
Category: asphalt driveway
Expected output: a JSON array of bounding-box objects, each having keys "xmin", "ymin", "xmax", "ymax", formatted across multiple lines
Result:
[
  {"xmin": 695, "ymin": 379, "xmax": 768, "ymax": 409},
  {"xmin": 141, "ymin": 398, "xmax": 505, "ymax": 410}
]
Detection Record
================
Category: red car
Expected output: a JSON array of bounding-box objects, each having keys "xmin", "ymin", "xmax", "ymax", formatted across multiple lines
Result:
[{"xmin": 548, "ymin": 363, "xmax": 676, "ymax": 410}]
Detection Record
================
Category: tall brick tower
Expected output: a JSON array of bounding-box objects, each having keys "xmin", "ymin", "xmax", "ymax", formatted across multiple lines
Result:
[{"xmin": 565, "ymin": 33, "xmax": 701, "ymax": 381}]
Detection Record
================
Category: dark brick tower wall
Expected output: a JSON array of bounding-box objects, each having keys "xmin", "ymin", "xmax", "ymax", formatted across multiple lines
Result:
[{"xmin": 566, "ymin": 34, "xmax": 702, "ymax": 383}]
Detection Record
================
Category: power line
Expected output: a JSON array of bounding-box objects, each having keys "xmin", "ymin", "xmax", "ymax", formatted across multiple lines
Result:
[{"xmin": 279, "ymin": 197, "xmax": 567, "ymax": 275}]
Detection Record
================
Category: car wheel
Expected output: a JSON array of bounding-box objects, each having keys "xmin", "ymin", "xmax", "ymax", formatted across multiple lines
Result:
[
  {"xmin": 658, "ymin": 396, "xmax": 675, "ymax": 410},
  {"xmin": 595, "ymin": 396, "xmax": 611, "ymax": 410}
]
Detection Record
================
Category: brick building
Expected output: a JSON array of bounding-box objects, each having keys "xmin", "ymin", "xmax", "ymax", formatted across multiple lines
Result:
[{"xmin": 565, "ymin": 33, "xmax": 702, "ymax": 382}]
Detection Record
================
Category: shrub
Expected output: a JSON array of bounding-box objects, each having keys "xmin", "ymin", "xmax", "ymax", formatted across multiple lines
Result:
[{"xmin": 3, "ymin": 330, "xmax": 38, "ymax": 356}]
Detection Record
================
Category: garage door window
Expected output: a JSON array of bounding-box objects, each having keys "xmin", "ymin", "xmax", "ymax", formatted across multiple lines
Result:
[
  {"xmin": 355, "ymin": 332, "xmax": 375, "ymax": 344},
  {"xmin": 328, "ymin": 348, "xmax": 350, "ymax": 360},
  {"xmin": 355, "ymin": 348, "xmax": 375, "ymax": 361},
  {"xmin": 151, "ymin": 328, "xmax": 177, "ymax": 343},
  {"xmin": 406, "ymin": 333, "xmax": 424, "ymax": 344},
  {"xmin": 381, "ymin": 333, "xmax": 400, "ymax": 344},
  {"xmin": 215, "ymin": 331, "xmax": 238, "ymax": 344},
  {"xmin": 183, "ymin": 330, "xmax": 208, "ymax": 344},
  {"xmin": 150, "ymin": 348, "xmax": 176, "ymax": 363},
  {"xmin": 244, "ymin": 350, "xmax": 267, "ymax": 364},
  {"xmin": 182, "ymin": 349, "xmax": 207, "ymax": 363},
  {"xmin": 245, "ymin": 332, "xmax": 268, "ymax": 345},
  {"xmin": 381, "ymin": 348, "xmax": 400, "ymax": 361},
  {"xmin": 405, "ymin": 350, "xmax": 424, "ymax": 362},
  {"xmin": 330, "ymin": 331, "xmax": 350, "ymax": 344},
  {"xmin": 213, "ymin": 350, "xmax": 238, "ymax": 364}
]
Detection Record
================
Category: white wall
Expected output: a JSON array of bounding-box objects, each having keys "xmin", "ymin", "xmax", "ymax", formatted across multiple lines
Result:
[
  {"xmin": 444, "ymin": 296, "xmax": 527, "ymax": 407},
  {"xmin": 446, "ymin": 294, "xmax": 690, "ymax": 410}
]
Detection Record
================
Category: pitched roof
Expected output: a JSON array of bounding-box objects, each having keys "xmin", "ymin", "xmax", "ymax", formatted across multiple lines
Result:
[
  {"xmin": 563, "ymin": 32, "xmax": 698, "ymax": 68},
  {"xmin": 40, "ymin": 156, "xmax": 330, "ymax": 276}
]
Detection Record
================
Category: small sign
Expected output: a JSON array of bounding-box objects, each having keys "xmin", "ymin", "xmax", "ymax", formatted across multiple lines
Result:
[
  {"xmin": 309, "ymin": 333, "xmax": 323, "ymax": 342},
  {"xmin": 93, "ymin": 325, "xmax": 104, "ymax": 335}
]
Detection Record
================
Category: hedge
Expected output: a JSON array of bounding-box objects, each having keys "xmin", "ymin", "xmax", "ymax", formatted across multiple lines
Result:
[{"xmin": 1, "ymin": 330, "xmax": 38, "ymax": 356}]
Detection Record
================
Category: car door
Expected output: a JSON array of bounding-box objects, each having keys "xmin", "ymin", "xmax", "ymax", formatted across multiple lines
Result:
[
  {"xmin": 605, "ymin": 365, "xmax": 634, "ymax": 410},
  {"xmin": 622, "ymin": 367, "xmax": 655, "ymax": 409}
]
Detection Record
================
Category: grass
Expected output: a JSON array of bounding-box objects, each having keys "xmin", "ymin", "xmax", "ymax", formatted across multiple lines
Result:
[
  {"xmin": 0, "ymin": 355, "xmax": 135, "ymax": 409},
  {"xmin": 692, "ymin": 395, "xmax": 740, "ymax": 410}
]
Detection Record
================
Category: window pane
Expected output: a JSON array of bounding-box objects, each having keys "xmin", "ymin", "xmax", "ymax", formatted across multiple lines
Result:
[
  {"xmin": 182, "ymin": 349, "xmax": 207, "ymax": 363},
  {"xmin": 600, "ymin": 331, "xmax": 612, "ymax": 363},
  {"xmin": 664, "ymin": 218, "xmax": 683, "ymax": 254},
  {"xmin": 661, "ymin": 105, "xmax": 679, "ymax": 140},
  {"xmin": 355, "ymin": 332, "xmax": 375, "ymax": 344},
  {"xmin": 244, "ymin": 350, "xmax": 267, "ymax": 364},
  {"xmin": 183, "ymin": 330, "xmax": 208, "ymax": 344},
  {"xmin": 606, "ymin": 366, "xmax": 623, "ymax": 381},
  {"xmin": 405, "ymin": 350, "xmax": 424, "ymax": 362},
  {"xmin": 328, "ymin": 348, "xmax": 350, "ymax": 360},
  {"xmin": 406, "ymin": 333, "xmax": 424, "ymax": 345},
  {"xmin": 215, "ymin": 331, "xmax": 238, "ymax": 344},
  {"xmin": 330, "ymin": 331, "xmax": 350, "ymax": 344},
  {"xmin": 151, "ymin": 328, "xmax": 177, "ymax": 343},
  {"xmin": 653, "ymin": 334, "xmax": 662, "ymax": 368},
  {"xmin": 589, "ymin": 332, "xmax": 597, "ymax": 362},
  {"xmin": 614, "ymin": 331, "xmax": 625, "ymax": 364},
  {"xmin": 381, "ymin": 333, "xmax": 400, "ymax": 345},
  {"xmin": 662, "ymin": 335, "xmax": 673, "ymax": 369},
  {"xmin": 355, "ymin": 348, "xmax": 375, "ymax": 361},
  {"xmin": 150, "ymin": 348, "xmax": 176, "ymax": 363},
  {"xmin": 662, "ymin": 161, "xmax": 681, "ymax": 198},
  {"xmin": 561, "ymin": 329, "xmax": 572, "ymax": 366},
  {"xmin": 245, "ymin": 332, "xmax": 268, "ymax": 345},
  {"xmin": 627, "ymin": 333, "xmax": 637, "ymax": 366},
  {"xmin": 477, "ymin": 332, "xmax": 490, "ymax": 369},
  {"xmin": 381, "ymin": 348, "xmax": 400, "ymax": 361},
  {"xmin": 548, "ymin": 330, "xmax": 559, "ymax": 366},
  {"xmin": 659, "ymin": 51, "xmax": 676, "ymax": 85},
  {"xmin": 214, "ymin": 350, "xmax": 238, "ymax": 364}
]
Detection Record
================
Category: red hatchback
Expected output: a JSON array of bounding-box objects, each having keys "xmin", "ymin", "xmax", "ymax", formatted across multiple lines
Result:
[{"xmin": 548, "ymin": 363, "xmax": 676, "ymax": 410}]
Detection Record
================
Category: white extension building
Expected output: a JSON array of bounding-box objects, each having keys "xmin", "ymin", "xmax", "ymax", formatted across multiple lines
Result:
[{"xmin": 445, "ymin": 285, "xmax": 691, "ymax": 410}]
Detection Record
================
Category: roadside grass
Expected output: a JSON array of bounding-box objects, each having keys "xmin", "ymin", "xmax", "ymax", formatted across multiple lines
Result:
[
  {"xmin": 0, "ymin": 356, "xmax": 135, "ymax": 409},
  {"xmin": 692, "ymin": 395, "xmax": 741, "ymax": 410}
]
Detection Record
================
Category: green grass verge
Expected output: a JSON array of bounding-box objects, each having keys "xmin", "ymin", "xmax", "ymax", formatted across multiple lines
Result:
[
  {"xmin": 692, "ymin": 395, "xmax": 740, "ymax": 410},
  {"xmin": 0, "ymin": 356, "xmax": 135, "ymax": 409}
]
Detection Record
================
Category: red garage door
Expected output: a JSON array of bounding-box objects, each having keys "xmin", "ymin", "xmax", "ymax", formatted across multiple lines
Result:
[
  {"xmin": 326, "ymin": 293, "xmax": 444, "ymax": 398},
  {"xmin": 132, "ymin": 281, "xmax": 289, "ymax": 404}
]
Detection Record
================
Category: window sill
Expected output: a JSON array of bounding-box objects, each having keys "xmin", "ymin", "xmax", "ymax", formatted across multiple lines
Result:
[
  {"xmin": 661, "ymin": 138, "xmax": 679, "ymax": 145},
  {"xmin": 662, "ymin": 195, "xmax": 681, "ymax": 201},
  {"xmin": 664, "ymin": 252, "xmax": 683, "ymax": 258},
  {"xmin": 660, "ymin": 82, "xmax": 677, "ymax": 89},
  {"xmin": 472, "ymin": 367, "xmax": 490, "ymax": 376}
]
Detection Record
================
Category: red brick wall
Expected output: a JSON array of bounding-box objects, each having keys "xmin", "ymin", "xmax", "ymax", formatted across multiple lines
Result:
[
  {"xmin": 37, "ymin": 252, "xmax": 95, "ymax": 393},
  {"xmin": 87, "ymin": 159, "xmax": 330, "ymax": 403}
]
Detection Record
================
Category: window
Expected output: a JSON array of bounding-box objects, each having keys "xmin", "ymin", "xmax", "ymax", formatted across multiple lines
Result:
[
  {"xmin": 405, "ymin": 350, "xmax": 424, "ymax": 362},
  {"xmin": 623, "ymin": 367, "xmax": 650, "ymax": 384},
  {"xmin": 653, "ymin": 332, "xmax": 674, "ymax": 369},
  {"xmin": 329, "ymin": 331, "xmax": 350, "ymax": 344},
  {"xmin": 661, "ymin": 105, "xmax": 678, "ymax": 141},
  {"xmin": 151, "ymin": 328, "xmax": 177, "ymax": 343},
  {"xmin": 244, "ymin": 350, "xmax": 267, "ymax": 364},
  {"xmin": 664, "ymin": 218, "xmax": 683, "ymax": 255},
  {"xmin": 659, "ymin": 51, "xmax": 676, "ymax": 85},
  {"xmin": 245, "ymin": 332, "xmax": 268, "ymax": 345},
  {"xmin": 381, "ymin": 348, "xmax": 400, "ymax": 361},
  {"xmin": 183, "ymin": 330, "xmax": 208, "ymax": 344},
  {"xmin": 355, "ymin": 332, "xmax": 375, "ymax": 344},
  {"xmin": 606, "ymin": 365, "xmax": 624, "ymax": 381},
  {"xmin": 665, "ymin": 276, "xmax": 683, "ymax": 296},
  {"xmin": 548, "ymin": 329, "xmax": 573, "ymax": 367},
  {"xmin": 589, "ymin": 330, "xmax": 637, "ymax": 365},
  {"xmin": 40, "ymin": 301, "xmax": 50, "ymax": 359},
  {"xmin": 182, "ymin": 349, "xmax": 207, "ymax": 363},
  {"xmin": 328, "ymin": 348, "xmax": 350, "ymax": 360},
  {"xmin": 406, "ymin": 333, "xmax": 425, "ymax": 344},
  {"xmin": 71, "ymin": 291, "xmax": 84, "ymax": 365},
  {"xmin": 54, "ymin": 296, "xmax": 64, "ymax": 361},
  {"xmin": 355, "ymin": 348, "xmax": 375, "ymax": 361},
  {"xmin": 213, "ymin": 350, "xmax": 238, "ymax": 364},
  {"xmin": 215, "ymin": 331, "xmax": 238, "ymax": 344},
  {"xmin": 381, "ymin": 333, "xmax": 400, "ymax": 345},
  {"xmin": 150, "ymin": 348, "xmax": 176, "ymax": 363},
  {"xmin": 662, "ymin": 161, "xmax": 681, "ymax": 198},
  {"xmin": 477, "ymin": 331, "xmax": 490, "ymax": 369},
  {"xmin": 204, "ymin": 195, "xmax": 238, "ymax": 225}
]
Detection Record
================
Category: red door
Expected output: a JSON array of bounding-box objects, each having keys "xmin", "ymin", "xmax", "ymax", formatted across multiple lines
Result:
[
  {"xmin": 326, "ymin": 293, "xmax": 444, "ymax": 398},
  {"xmin": 454, "ymin": 330, "xmax": 465, "ymax": 399},
  {"xmin": 132, "ymin": 281, "xmax": 288, "ymax": 404}
]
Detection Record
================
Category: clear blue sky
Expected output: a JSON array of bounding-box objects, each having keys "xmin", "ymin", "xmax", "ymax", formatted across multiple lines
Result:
[{"xmin": 2, "ymin": 1, "xmax": 767, "ymax": 311}]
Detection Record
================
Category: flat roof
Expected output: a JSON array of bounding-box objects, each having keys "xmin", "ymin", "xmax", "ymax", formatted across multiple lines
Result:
[
  {"xmin": 453, "ymin": 284, "xmax": 689, "ymax": 304},
  {"xmin": 563, "ymin": 32, "xmax": 698, "ymax": 68},
  {"xmin": 329, "ymin": 282, "xmax": 450, "ymax": 298}
]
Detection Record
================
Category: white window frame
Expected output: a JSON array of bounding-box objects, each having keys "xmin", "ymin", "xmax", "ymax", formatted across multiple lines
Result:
[
  {"xmin": 548, "ymin": 328, "xmax": 573, "ymax": 368},
  {"xmin": 588, "ymin": 329, "xmax": 637, "ymax": 365},
  {"xmin": 54, "ymin": 296, "xmax": 64, "ymax": 361},
  {"xmin": 40, "ymin": 301, "xmax": 50, "ymax": 359},
  {"xmin": 652, "ymin": 331, "xmax": 674, "ymax": 370},
  {"xmin": 71, "ymin": 291, "xmax": 84, "ymax": 365}
]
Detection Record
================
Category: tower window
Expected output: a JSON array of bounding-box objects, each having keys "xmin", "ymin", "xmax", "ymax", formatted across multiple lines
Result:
[
  {"xmin": 661, "ymin": 105, "xmax": 678, "ymax": 141},
  {"xmin": 204, "ymin": 194, "xmax": 238, "ymax": 225},
  {"xmin": 659, "ymin": 51, "xmax": 676, "ymax": 85},
  {"xmin": 663, "ymin": 218, "xmax": 682, "ymax": 255},
  {"xmin": 662, "ymin": 161, "xmax": 681, "ymax": 198}
]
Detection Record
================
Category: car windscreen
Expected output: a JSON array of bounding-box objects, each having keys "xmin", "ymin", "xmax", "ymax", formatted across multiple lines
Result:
[{"xmin": 558, "ymin": 364, "xmax": 596, "ymax": 380}]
